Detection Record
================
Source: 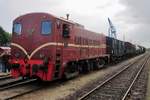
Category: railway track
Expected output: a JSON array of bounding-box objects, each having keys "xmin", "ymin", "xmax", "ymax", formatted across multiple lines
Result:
[
  {"xmin": 0, "ymin": 78, "xmax": 36, "ymax": 91},
  {"xmin": 0, "ymin": 54, "xmax": 146, "ymax": 100},
  {"xmin": 123, "ymin": 55, "xmax": 149, "ymax": 100},
  {"xmin": 0, "ymin": 76, "xmax": 23, "ymax": 88},
  {"xmin": 0, "ymin": 75, "xmax": 11, "ymax": 80},
  {"xmin": 78, "ymin": 54, "xmax": 149, "ymax": 100},
  {"xmin": 121, "ymin": 55, "xmax": 149, "ymax": 100},
  {"xmin": 0, "ymin": 78, "xmax": 39, "ymax": 100}
]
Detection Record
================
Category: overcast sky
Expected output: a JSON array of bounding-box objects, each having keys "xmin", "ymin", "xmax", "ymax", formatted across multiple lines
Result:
[{"xmin": 0, "ymin": 0, "xmax": 149, "ymax": 47}]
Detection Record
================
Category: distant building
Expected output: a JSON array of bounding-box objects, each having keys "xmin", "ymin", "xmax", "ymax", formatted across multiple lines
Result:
[
  {"xmin": 0, "ymin": 46, "xmax": 10, "ymax": 72},
  {"xmin": 0, "ymin": 46, "xmax": 11, "ymax": 57}
]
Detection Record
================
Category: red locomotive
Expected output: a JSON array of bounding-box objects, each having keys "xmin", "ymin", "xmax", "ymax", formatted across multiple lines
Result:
[{"xmin": 10, "ymin": 13, "xmax": 145, "ymax": 81}]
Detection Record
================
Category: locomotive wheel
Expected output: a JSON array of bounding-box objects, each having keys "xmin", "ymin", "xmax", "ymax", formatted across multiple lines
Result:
[
  {"xmin": 64, "ymin": 62, "xmax": 79, "ymax": 79},
  {"xmin": 22, "ymin": 76, "xmax": 26, "ymax": 80},
  {"xmin": 97, "ymin": 59, "xmax": 105, "ymax": 69},
  {"xmin": 86, "ymin": 60, "xmax": 91, "ymax": 72},
  {"xmin": 81, "ymin": 61, "xmax": 90, "ymax": 73},
  {"xmin": 89, "ymin": 61, "xmax": 94, "ymax": 71},
  {"xmin": 64, "ymin": 71, "xmax": 79, "ymax": 79}
]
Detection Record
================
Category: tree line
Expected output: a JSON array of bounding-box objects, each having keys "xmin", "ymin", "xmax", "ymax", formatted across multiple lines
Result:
[{"xmin": 0, "ymin": 26, "xmax": 11, "ymax": 46}]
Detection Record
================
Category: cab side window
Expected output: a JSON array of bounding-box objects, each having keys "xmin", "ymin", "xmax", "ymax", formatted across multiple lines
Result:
[
  {"xmin": 13, "ymin": 23, "xmax": 22, "ymax": 35},
  {"xmin": 41, "ymin": 21, "xmax": 52, "ymax": 35}
]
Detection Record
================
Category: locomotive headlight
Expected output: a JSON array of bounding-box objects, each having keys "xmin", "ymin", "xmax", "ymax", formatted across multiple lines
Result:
[
  {"xmin": 63, "ymin": 62, "xmax": 67, "ymax": 66},
  {"xmin": 15, "ymin": 53, "xmax": 20, "ymax": 58},
  {"xmin": 8, "ymin": 59, "xmax": 11, "ymax": 64},
  {"xmin": 14, "ymin": 60, "xmax": 19, "ymax": 64},
  {"xmin": 39, "ymin": 54, "xmax": 45, "ymax": 59}
]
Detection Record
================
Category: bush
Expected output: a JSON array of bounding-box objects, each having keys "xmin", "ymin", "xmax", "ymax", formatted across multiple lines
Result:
[{"xmin": 0, "ymin": 26, "xmax": 11, "ymax": 46}]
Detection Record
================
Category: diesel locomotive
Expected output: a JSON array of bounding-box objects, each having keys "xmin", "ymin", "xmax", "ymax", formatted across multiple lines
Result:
[{"xmin": 10, "ymin": 13, "xmax": 145, "ymax": 81}]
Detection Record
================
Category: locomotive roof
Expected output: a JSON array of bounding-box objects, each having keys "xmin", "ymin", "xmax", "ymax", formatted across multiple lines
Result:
[
  {"xmin": 14, "ymin": 12, "xmax": 107, "ymax": 39},
  {"xmin": 14, "ymin": 12, "xmax": 84, "ymax": 27},
  {"xmin": 14, "ymin": 12, "xmax": 53, "ymax": 20}
]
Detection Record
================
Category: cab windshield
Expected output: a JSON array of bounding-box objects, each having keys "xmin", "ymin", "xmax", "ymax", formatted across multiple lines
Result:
[
  {"xmin": 13, "ymin": 23, "xmax": 22, "ymax": 35},
  {"xmin": 41, "ymin": 21, "xmax": 52, "ymax": 35}
]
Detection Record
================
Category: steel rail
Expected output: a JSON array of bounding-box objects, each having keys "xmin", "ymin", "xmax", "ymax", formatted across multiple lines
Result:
[
  {"xmin": 0, "ymin": 78, "xmax": 26, "ymax": 87},
  {"xmin": 0, "ymin": 78, "xmax": 37, "ymax": 91},
  {"xmin": 121, "ymin": 55, "xmax": 150, "ymax": 100},
  {"xmin": 78, "ymin": 54, "xmax": 147, "ymax": 100},
  {"xmin": 0, "ymin": 75, "xmax": 11, "ymax": 80},
  {"xmin": 4, "ymin": 86, "xmax": 42, "ymax": 100}
]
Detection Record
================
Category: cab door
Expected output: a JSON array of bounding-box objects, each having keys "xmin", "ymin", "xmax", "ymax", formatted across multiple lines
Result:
[{"xmin": 55, "ymin": 20, "xmax": 71, "ymax": 79}]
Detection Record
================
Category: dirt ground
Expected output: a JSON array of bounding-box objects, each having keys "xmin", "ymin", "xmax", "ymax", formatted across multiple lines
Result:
[{"xmin": 15, "ymin": 56, "xmax": 141, "ymax": 100}]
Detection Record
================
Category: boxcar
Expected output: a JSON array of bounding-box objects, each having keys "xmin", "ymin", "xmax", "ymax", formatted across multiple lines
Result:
[
  {"xmin": 125, "ymin": 42, "xmax": 136, "ymax": 57},
  {"xmin": 106, "ymin": 37, "xmax": 125, "ymax": 62}
]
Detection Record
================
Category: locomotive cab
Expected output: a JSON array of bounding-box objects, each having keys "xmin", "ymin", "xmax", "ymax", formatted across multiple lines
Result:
[{"xmin": 11, "ymin": 13, "xmax": 75, "ymax": 80}]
